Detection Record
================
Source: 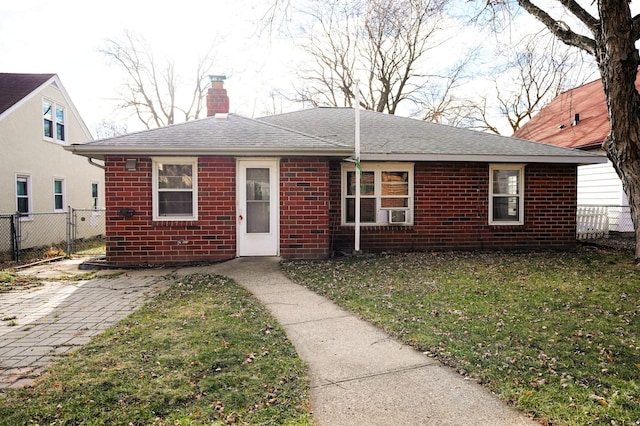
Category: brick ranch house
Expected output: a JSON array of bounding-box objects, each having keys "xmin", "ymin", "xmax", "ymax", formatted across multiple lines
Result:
[{"xmin": 66, "ymin": 79, "xmax": 605, "ymax": 266}]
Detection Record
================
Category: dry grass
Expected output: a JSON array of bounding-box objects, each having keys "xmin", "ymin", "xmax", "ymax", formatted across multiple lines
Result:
[{"xmin": 282, "ymin": 247, "xmax": 640, "ymax": 425}]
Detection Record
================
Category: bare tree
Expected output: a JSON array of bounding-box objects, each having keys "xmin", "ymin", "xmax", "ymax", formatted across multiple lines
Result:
[
  {"xmin": 292, "ymin": 0, "xmax": 448, "ymax": 114},
  {"xmin": 486, "ymin": 0, "xmax": 640, "ymax": 260},
  {"xmin": 461, "ymin": 30, "xmax": 596, "ymax": 134},
  {"xmin": 94, "ymin": 119, "xmax": 128, "ymax": 139},
  {"xmin": 408, "ymin": 53, "xmax": 481, "ymax": 126},
  {"xmin": 100, "ymin": 30, "xmax": 216, "ymax": 129}
]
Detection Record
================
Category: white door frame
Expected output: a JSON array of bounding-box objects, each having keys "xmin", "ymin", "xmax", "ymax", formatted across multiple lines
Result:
[{"xmin": 236, "ymin": 158, "xmax": 279, "ymax": 256}]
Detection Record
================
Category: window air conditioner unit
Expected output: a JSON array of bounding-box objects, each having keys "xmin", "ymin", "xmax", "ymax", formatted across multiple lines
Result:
[{"xmin": 388, "ymin": 209, "xmax": 408, "ymax": 224}]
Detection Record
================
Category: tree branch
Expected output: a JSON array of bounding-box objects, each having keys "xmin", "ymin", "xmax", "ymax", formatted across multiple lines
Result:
[
  {"xmin": 516, "ymin": 0, "xmax": 597, "ymax": 54},
  {"xmin": 558, "ymin": 0, "xmax": 598, "ymax": 32}
]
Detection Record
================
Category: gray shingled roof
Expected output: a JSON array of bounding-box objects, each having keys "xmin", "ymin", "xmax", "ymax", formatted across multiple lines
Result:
[
  {"xmin": 259, "ymin": 108, "xmax": 605, "ymax": 164},
  {"xmin": 67, "ymin": 107, "xmax": 605, "ymax": 164},
  {"xmin": 67, "ymin": 113, "xmax": 352, "ymax": 159}
]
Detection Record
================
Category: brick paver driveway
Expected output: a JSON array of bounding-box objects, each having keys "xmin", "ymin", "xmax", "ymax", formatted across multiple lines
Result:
[{"xmin": 0, "ymin": 268, "xmax": 169, "ymax": 390}]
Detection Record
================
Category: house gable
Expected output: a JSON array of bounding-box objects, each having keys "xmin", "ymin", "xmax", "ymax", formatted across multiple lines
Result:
[
  {"xmin": 0, "ymin": 73, "xmax": 55, "ymax": 119},
  {"xmin": 0, "ymin": 73, "xmax": 103, "ymax": 214},
  {"xmin": 0, "ymin": 73, "xmax": 93, "ymax": 141}
]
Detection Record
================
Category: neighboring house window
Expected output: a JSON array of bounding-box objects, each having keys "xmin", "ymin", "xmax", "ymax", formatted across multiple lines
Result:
[
  {"xmin": 341, "ymin": 162, "xmax": 413, "ymax": 225},
  {"xmin": 489, "ymin": 164, "xmax": 524, "ymax": 225},
  {"xmin": 53, "ymin": 178, "xmax": 65, "ymax": 211},
  {"xmin": 16, "ymin": 175, "xmax": 31, "ymax": 216},
  {"xmin": 91, "ymin": 182, "xmax": 99, "ymax": 209},
  {"xmin": 152, "ymin": 158, "xmax": 198, "ymax": 221},
  {"xmin": 43, "ymin": 100, "xmax": 65, "ymax": 142}
]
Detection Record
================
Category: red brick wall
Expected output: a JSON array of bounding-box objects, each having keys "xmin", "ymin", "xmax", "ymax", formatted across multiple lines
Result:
[
  {"xmin": 105, "ymin": 156, "xmax": 236, "ymax": 266},
  {"xmin": 104, "ymin": 156, "xmax": 577, "ymax": 265},
  {"xmin": 330, "ymin": 161, "xmax": 577, "ymax": 253},
  {"xmin": 279, "ymin": 158, "xmax": 331, "ymax": 259}
]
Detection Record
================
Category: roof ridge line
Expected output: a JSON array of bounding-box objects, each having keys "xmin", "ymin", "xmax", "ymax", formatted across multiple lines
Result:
[{"xmin": 251, "ymin": 114, "xmax": 352, "ymax": 149}]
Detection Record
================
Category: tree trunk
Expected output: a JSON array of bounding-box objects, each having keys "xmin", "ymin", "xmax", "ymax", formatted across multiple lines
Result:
[{"xmin": 596, "ymin": 0, "xmax": 640, "ymax": 261}]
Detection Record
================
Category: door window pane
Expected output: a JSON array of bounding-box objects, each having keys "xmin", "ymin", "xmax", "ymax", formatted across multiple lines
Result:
[
  {"xmin": 246, "ymin": 168, "xmax": 270, "ymax": 200},
  {"xmin": 246, "ymin": 168, "xmax": 270, "ymax": 233},
  {"xmin": 247, "ymin": 201, "xmax": 270, "ymax": 233}
]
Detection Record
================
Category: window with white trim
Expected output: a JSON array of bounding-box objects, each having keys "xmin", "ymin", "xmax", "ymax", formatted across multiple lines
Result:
[
  {"xmin": 489, "ymin": 164, "xmax": 524, "ymax": 225},
  {"xmin": 91, "ymin": 182, "xmax": 99, "ymax": 209},
  {"xmin": 43, "ymin": 99, "xmax": 65, "ymax": 142},
  {"xmin": 152, "ymin": 158, "xmax": 198, "ymax": 221},
  {"xmin": 16, "ymin": 175, "xmax": 31, "ymax": 216},
  {"xmin": 342, "ymin": 162, "xmax": 413, "ymax": 225},
  {"xmin": 53, "ymin": 178, "xmax": 65, "ymax": 211}
]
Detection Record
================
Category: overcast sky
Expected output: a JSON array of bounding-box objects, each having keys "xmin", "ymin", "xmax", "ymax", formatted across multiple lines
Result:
[
  {"xmin": 0, "ymin": 0, "xmax": 570, "ymax": 137},
  {"xmin": 0, "ymin": 0, "xmax": 299, "ymax": 134}
]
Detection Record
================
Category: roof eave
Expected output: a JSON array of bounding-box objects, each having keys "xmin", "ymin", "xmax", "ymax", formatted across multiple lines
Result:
[
  {"xmin": 64, "ymin": 145, "xmax": 354, "ymax": 160},
  {"xmin": 361, "ymin": 153, "xmax": 608, "ymax": 165}
]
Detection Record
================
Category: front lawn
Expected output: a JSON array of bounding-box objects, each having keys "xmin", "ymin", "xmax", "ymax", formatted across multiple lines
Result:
[
  {"xmin": 0, "ymin": 273, "xmax": 313, "ymax": 425},
  {"xmin": 282, "ymin": 248, "xmax": 640, "ymax": 425}
]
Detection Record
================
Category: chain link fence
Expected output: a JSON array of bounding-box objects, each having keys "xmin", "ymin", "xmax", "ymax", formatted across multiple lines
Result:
[
  {"xmin": 0, "ymin": 215, "xmax": 17, "ymax": 264},
  {"xmin": 0, "ymin": 208, "xmax": 105, "ymax": 268},
  {"xmin": 577, "ymin": 205, "xmax": 634, "ymax": 240}
]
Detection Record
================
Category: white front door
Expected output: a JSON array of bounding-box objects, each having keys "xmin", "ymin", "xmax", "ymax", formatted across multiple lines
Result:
[{"xmin": 237, "ymin": 159, "xmax": 279, "ymax": 256}]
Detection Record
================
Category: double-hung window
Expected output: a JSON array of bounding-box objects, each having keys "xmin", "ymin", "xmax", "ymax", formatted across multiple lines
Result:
[
  {"xmin": 342, "ymin": 162, "xmax": 413, "ymax": 225},
  {"xmin": 152, "ymin": 158, "xmax": 198, "ymax": 221},
  {"xmin": 489, "ymin": 164, "xmax": 524, "ymax": 225},
  {"xmin": 16, "ymin": 175, "xmax": 31, "ymax": 217},
  {"xmin": 43, "ymin": 100, "xmax": 65, "ymax": 142},
  {"xmin": 53, "ymin": 178, "xmax": 65, "ymax": 211}
]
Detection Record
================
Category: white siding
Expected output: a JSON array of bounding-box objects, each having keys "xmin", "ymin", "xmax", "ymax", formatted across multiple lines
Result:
[
  {"xmin": 577, "ymin": 161, "xmax": 625, "ymax": 205},
  {"xmin": 0, "ymin": 78, "xmax": 104, "ymax": 214},
  {"xmin": 577, "ymin": 160, "xmax": 633, "ymax": 232}
]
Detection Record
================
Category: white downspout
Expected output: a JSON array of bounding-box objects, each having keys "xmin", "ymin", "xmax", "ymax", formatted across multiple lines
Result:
[{"xmin": 354, "ymin": 80, "xmax": 361, "ymax": 254}]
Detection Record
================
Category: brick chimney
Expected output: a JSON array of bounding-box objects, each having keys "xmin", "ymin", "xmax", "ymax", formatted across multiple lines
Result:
[{"xmin": 206, "ymin": 75, "xmax": 229, "ymax": 117}]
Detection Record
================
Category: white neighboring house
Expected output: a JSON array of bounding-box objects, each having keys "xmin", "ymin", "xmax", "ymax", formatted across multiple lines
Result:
[
  {"xmin": 0, "ymin": 73, "xmax": 105, "ymax": 251},
  {"xmin": 514, "ymin": 78, "xmax": 633, "ymax": 234}
]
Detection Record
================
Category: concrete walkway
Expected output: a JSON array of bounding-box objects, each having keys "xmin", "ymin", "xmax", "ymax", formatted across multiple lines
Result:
[
  {"xmin": 1, "ymin": 257, "xmax": 538, "ymax": 424},
  {"xmin": 193, "ymin": 257, "xmax": 537, "ymax": 426}
]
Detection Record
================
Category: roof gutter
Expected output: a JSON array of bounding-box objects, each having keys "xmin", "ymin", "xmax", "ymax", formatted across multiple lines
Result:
[
  {"xmin": 361, "ymin": 153, "xmax": 608, "ymax": 165},
  {"xmin": 64, "ymin": 145, "xmax": 354, "ymax": 160},
  {"xmin": 65, "ymin": 146, "xmax": 607, "ymax": 165}
]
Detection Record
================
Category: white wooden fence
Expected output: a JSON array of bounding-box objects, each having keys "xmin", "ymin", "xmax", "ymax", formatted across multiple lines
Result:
[{"xmin": 577, "ymin": 206, "xmax": 609, "ymax": 240}]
